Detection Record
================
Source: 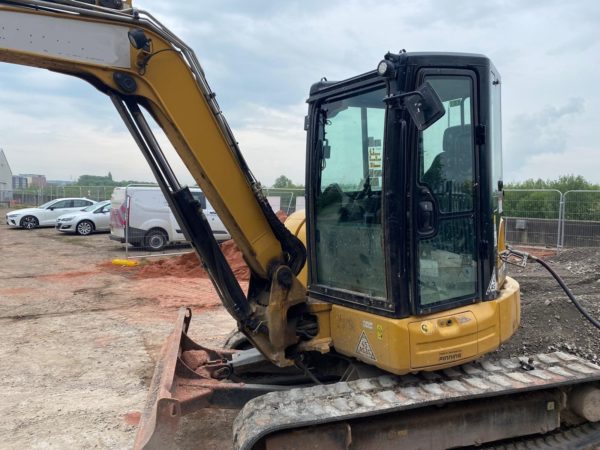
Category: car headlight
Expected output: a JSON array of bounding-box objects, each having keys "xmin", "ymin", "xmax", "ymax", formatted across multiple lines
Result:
[
  {"xmin": 7, "ymin": 214, "xmax": 18, "ymax": 218},
  {"xmin": 60, "ymin": 217, "xmax": 75, "ymax": 222}
]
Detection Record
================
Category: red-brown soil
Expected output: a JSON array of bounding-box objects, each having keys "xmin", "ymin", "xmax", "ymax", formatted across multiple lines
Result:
[{"xmin": 134, "ymin": 240, "xmax": 249, "ymax": 282}]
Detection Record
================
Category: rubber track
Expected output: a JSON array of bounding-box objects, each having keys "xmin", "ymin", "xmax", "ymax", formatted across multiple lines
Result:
[
  {"xmin": 233, "ymin": 352, "xmax": 600, "ymax": 450},
  {"xmin": 485, "ymin": 422, "xmax": 600, "ymax": 449}
]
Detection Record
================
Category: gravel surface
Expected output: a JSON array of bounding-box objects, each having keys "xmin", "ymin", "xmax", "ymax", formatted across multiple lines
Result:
[
  {"xmin": 1, "ymin": 207, "xmax": 599, "ymax": 449},
  {"xmin": 496, "ymin": 247, "xmax": 600, "ymax": 365}
]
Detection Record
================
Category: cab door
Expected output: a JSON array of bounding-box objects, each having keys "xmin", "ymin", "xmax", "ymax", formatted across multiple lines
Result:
[{"xmin": 411, "ymin": 71, "xmax": 481, "ymax": 314}]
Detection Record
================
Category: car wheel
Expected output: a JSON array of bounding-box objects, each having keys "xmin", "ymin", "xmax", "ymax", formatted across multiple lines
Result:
[
  {"xmin": 76, "ymin": 220, "xmax": 94, "ymax": 236},
  {"xmin": 145, "ymin": 229, "xmax": 168, "ymax": 251},
  {"xmin": 20, "ymin": 215, "xmax": 39, "ymax": 230}
]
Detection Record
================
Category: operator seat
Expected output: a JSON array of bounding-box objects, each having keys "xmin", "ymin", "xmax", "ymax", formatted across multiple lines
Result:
[{"xmin": 422, "ymin": 124, "xmax": 473, "ymax": 194}]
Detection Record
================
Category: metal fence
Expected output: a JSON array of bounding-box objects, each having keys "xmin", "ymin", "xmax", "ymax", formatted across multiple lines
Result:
[
  {"xmin": 262, "ymin": 188, "xmax": 305, "ymax": 215},
  {"xmin": 503, "ymin": 189, "xmax": 562, "ymax": 249},
  {"xmin": 0, "ymin": 186, "xmax": 306, "ymax": 211},
  {"xmin": 504, "ymin": 189, "xmax": 600, "ymax": 250},
  {"xmin": 561, "ymin": 190, "xmax": 600, "ymax": 248},
  {"xmin": 9, "ymin": 184, "xmax": 594, "ymax": 252},
  {"xmin": 0, "ymin": 186, "xmax": 117, "ymax": 206}
]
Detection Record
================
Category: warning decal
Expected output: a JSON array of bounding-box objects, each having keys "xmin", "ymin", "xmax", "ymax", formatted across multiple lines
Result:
[{"xmin": 356, "ymin": 331, "xmax": 377, "ymax": 361}]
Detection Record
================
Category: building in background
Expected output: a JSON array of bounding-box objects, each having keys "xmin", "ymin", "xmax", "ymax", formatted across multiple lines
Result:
[
  {"xmin": 21, "ymin": 173, "xmax": 47, "ymax": 187},
  {"xmin": 12, "ymin": 175, "xmax": 28, "ymax": 189},
  {"xmin": 0, "ymin": 149, "xmax": 13, "ymax": 202}
]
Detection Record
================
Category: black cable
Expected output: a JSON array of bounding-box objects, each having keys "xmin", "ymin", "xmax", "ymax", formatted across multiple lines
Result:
[{"xmin": 531, "ymin": 255, "xmax": 600, "ymax": 330}]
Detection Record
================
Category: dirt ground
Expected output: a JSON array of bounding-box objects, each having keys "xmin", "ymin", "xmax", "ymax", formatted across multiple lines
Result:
[
  {"xmin": 1, "ymin": 207, "xmax": 599, "ymax": 449},
  {"xmin": 0, "ymin": 208, "xmax": 238, "ymax": 450}
]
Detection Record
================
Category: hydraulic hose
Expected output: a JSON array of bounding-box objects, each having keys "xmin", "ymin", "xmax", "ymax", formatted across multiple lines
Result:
[
  {"xmin": 532, "ymin": 256, "xmax": 600, "ymax": 330},
  {"xmin": 503, "ymin": 246, "xmax": 600, "ymax": 330}
]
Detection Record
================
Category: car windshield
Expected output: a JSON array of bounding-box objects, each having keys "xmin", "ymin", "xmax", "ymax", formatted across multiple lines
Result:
[
  {"xmin": 92, "ymin": 202, "xmax": 110, "ymax": 212},
  {"xmin": 83, "ymin": 202, "xmax": 105, "ymax": 212}
]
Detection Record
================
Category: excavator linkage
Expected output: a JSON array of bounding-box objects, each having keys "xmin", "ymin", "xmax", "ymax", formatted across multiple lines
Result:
[
  {"xmin": 134, "ymin": 308, "xmax": 285, "ymax": 450},
  {"xmin": 136, "ymin": 309, "xmax": 600, "ymax": 450}
]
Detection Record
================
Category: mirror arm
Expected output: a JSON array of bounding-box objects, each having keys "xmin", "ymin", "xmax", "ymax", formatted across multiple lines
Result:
[{"xmin": 383, "ymin": 90, "xmax": 423, "ymax": 106}]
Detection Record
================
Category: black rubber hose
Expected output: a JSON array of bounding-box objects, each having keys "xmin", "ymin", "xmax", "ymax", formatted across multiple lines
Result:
[{"xmin": 532, "ymin": 256, "xmax": 600, "ymax": 330}]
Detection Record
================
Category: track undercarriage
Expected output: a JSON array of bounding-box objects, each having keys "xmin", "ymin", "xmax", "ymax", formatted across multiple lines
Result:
[{"xmin": 134, "ymin": 308, "xmax": 600, "ymax": 450}]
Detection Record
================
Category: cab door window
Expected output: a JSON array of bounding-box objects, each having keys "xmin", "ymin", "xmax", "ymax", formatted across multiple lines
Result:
[
  {"xmin": 314, "ymin": 87, "xmax": 387, "ymax": 299},
  {"xmin": 417, "ymin": 75, "xmax": 478, "ymax": 308}
]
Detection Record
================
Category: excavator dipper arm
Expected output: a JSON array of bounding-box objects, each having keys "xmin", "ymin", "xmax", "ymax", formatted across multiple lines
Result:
[{"xmin": 0, "ymin": 0, "xmax": 309, "ymax": 358}]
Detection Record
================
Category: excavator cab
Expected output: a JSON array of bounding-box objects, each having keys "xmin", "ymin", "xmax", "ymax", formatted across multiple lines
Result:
[
  {"xmin": 304, "ymin": 52, "xmax": 519, "ymax": 373},
  {"xmin": 307, "ymin": 53, "xmax": 501, "ymax": 316}
]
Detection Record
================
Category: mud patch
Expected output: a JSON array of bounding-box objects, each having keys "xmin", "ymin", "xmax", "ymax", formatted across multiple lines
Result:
[
  {"xmin": 0, "ymin": 287, "xmax": 34, "ymax": 295},
  {"xmin": 123, "ymin": 411, "xmax": 141, "ymax": 426},
  {"xmin": 134, "ymin": 240, "xmax": 249, "ymax": 281},
  {"xmin": 38, "ymin": 271, "xmax": 96, "ymax": 282}
]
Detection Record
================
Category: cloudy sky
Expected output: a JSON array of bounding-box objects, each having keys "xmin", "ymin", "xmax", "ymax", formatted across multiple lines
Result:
[{"xmin": 0, "ymin": 0, "xmax": 598, "ymax": 186}]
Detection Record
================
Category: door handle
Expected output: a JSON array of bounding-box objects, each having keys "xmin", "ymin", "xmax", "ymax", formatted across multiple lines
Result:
[{"xmin": 418, "ymin": 200, "xmax": 435, "ymax": 234}]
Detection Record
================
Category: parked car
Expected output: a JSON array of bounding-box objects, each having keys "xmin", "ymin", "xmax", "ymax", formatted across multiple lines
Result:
[
  {"xmin": 56, "ymin": 200, "xmax": 111, "ymax": 235},
  {"xmin": 5, "ymin": 198, "xmax": 96, "ymax": 229},
  {"xmin": 110, "ymin": 186, "xmax": 230, "ymax": 251}
]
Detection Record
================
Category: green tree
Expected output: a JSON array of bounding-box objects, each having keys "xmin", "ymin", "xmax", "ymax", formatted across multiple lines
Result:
[
  {"xmin": 273, "ymin": 175, "xmax": 295, "ymax": 188},
  {"xmin": 73, "ymin": 174, "xmax": 152, "ymax": 187},
  {"xmin": 505, "ymin": 175, "xmax": 600, "ymax": 192}
]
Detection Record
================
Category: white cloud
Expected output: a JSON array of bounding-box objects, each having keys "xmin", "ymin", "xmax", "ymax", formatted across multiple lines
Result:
[
  {"xmin": 0, "ymin": 0, "xmax": 599, "ymax": 186},
  {"xmin": 231, "ymin": 103, "xmax": 307, "ymax": 186}
]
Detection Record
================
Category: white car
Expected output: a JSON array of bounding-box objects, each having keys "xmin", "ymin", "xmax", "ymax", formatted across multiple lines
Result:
[
  {"xmin": 56, "ymin": 200, "xmax": 111, "ymax": 235},
  {"xmin": 5, "ymin": 197, "xmax": 96, "ymax": 229}
]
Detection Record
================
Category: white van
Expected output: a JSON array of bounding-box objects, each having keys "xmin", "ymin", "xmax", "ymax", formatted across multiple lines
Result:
[{"xmin": 110, "ymin": 186, "xmax": 230, "ymax": 250}]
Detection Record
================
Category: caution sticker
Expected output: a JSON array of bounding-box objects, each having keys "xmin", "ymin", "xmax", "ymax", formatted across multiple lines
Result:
[{"xmin": 356, "ymin": 331, "xmax": 377, "ymax": 361}]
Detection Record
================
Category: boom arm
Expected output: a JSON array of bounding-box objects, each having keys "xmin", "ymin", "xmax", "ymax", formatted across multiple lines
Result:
[{"xmin": 0, "ymin": 0, "xmax": 308, "ymax": 365}]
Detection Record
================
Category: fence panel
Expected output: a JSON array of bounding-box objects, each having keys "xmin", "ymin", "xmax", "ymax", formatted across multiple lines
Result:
[
  {"xmin": 503, "ymin": 189, "xmax": 562, "ymax": 249},
  {"xmin": 262, "ymin": 188, "xmax": 305, "ymax": 214},
  {"xmin": 4, "ymin": 186, "xmax": 118, "ymax": 207},
  {"xmin": 561, "ymin": 190, "xmax": 600, "ymax": 248}
]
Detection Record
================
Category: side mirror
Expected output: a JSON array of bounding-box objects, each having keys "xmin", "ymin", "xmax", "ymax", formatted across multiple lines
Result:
[
  {"xmin": 385, "ymin": 81, "xmax": 446, "ymax": 131},
  {"xmin": 404, "ymin": 82, "xmax": 445, "ymax": 131},
  {"xmin": 48, "ymin": 207, "xmax": 55, "ymax": 211}
]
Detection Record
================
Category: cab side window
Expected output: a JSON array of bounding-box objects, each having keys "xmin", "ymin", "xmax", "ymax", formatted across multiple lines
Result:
[{"xmin": 51, "ymin": 200, "xmax": 71, "ymax": 209}]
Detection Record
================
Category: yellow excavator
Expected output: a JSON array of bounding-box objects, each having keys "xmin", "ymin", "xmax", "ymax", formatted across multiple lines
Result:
[{"xmin": 0, "ymin": 1, "xmax": 599, "ymax": 449}]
